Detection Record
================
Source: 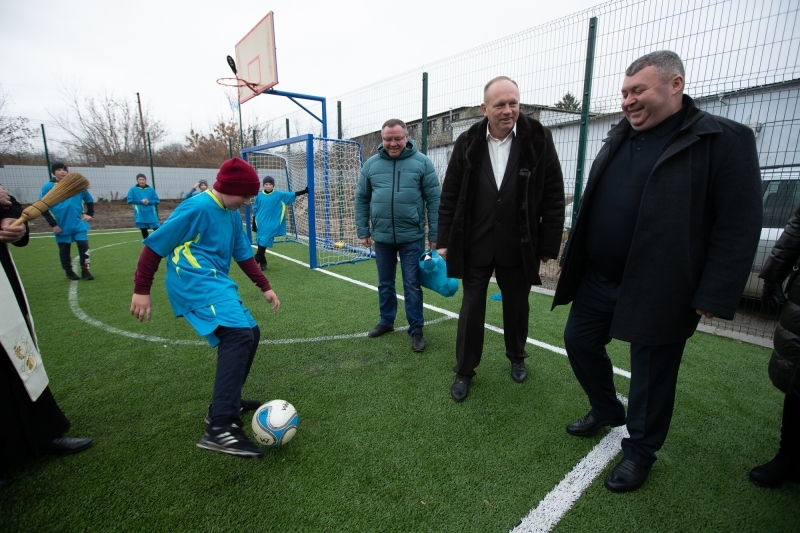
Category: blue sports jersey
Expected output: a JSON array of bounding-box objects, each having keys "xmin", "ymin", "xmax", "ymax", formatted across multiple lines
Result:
[
  {"xmin": 40, "ymin": 181, "xmax": 93, "ymax": 236},
  {"xmin": 127, "ymin": 185, "xmax": 160, "ymax": 228},
  {"xmin": 253, "ymin": 189, "xmax": 297, "ymax": 247},
  {"xmin": 143, "ymin": 190, "xmax": 254, "ymax": 318}
]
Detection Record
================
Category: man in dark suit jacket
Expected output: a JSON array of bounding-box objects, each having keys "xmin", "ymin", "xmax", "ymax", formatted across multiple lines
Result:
[
  {"xmin": 553, "ymin": 51, "xmax": 762, "ymax": 493},
  {"xmin": 438, "ymin": 76, "xmax": 565, "ymax": 402}
]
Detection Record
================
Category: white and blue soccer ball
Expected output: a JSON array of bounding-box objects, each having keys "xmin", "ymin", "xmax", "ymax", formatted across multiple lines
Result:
[{"xmin": 251, "ymin": 399, "xmax": 299, "ymax": 448}]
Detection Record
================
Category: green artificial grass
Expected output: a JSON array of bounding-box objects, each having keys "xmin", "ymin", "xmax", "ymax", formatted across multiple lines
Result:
[{"xmin": 0, "ymin": 231, "xmax": 797, "ymax": 532}]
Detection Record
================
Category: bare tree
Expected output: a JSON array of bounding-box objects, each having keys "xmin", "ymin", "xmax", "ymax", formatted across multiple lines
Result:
[
  {"xmin": 554, "ymin": 92, "xmax": 582, "ymax": 112},
  {"xmin": 50, "ymin": 85, "xmax": 167, "ymax": 166},
  {"xmin": 0, "ymin": 87, "xmax": 37, "ymax": 158},
  {"xmin": 180, "ymin": 117, "xmax": 277, "ymax": 168}
]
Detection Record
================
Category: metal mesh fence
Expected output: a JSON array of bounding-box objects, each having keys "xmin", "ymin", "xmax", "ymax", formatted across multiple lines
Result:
[
  {"xmin": 245, "ymin": 137, "xmax": 368, "ymax": 268},
  {"xmin": 266, "ymin": 0, "xmax": 799, "ymax": 341}
]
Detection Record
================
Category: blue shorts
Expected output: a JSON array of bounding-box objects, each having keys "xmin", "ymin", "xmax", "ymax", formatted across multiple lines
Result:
[
  {"xmin": 182, "ymin": 299, "xmax": 257, "ymax": 347},
  {"xmin": 55, "ymin": 231, "xmax": 88, "ymax": 244}
]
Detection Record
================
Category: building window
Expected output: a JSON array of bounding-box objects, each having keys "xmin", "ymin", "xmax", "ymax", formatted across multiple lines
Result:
[{"xmin": 427, "ymin": 118, "xmax": 438, "ymax": 135}]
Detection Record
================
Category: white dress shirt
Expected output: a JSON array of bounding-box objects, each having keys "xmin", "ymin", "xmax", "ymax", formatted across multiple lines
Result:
[{"xmin": 486, "ymin": 124, "xmax": 516, "ymax": 189}]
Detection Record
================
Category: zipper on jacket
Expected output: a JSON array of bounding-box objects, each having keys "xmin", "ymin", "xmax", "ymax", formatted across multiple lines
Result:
[{"xmin": 391, "ymin": 160, "xmax": 397, "ymax": 243}]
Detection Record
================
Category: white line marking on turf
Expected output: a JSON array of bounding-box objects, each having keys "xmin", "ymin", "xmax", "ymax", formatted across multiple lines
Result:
[
  {"xmin": 65, "ymin": 242, "xmax": 453, "ymax": 346},
  {"xmin": 264, "ymin": 249, "xmax": 631, "ymax": 378},
  {"xmin": 264, "ymin": 248, "xmax": 633, "ymax": 533}
]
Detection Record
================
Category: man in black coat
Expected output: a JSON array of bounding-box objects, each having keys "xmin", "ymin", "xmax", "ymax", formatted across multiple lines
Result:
[
  {"xmin": 438, "ymin": 76, "xmax": 565, "ymax": 402},
  {"xmin": 0, "ymin": 185, "xmax": 92, "ymax": 489},
  {"xmin": 552, "ymin": 51, "xmax": 762, "ymax": 492}
]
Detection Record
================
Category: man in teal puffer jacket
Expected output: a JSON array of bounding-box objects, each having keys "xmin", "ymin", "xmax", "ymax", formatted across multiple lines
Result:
[{"xmin": 355, "ymin": 119, "xmax": 441, "ymax": 352}]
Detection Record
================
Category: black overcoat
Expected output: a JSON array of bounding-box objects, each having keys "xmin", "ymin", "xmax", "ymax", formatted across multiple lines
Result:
[
  {"xmin": 437, "ymin": 114, "xmax": 565, "ymax": 285},
  {"xmin": 552, "ymin": 96, "xmax": 762, "ymax": 345}
]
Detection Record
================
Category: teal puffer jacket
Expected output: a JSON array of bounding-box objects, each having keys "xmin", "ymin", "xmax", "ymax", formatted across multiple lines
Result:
[{"xmin": 355, "ymin": 138, "xmax": 441, "ymax": 245}]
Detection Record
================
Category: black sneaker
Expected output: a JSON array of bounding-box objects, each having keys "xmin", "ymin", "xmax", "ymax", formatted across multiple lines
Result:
[
  {"xmin": 259, "ymin": 260, "xmax": 267, "ymax": 271},
  {"xmin": 66, "ymin": 270, "xmax": 79, "ymax": 281},
  {"xmin": 81, "ymin": 270, "xmax": 94, "ymax": 280},
  {"xmin": 204, "ymin": 399, "xmax": 262, "ymax": 425},
  {"xmin": 197, "ymin": 423, "xmax": 263, "ymax": 458}
]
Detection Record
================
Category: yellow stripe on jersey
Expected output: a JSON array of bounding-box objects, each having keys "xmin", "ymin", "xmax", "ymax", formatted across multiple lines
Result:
[
  {"xmin": 280, "ymin": 202, "xmax": 287, "ymax": 223},
  {"xmin": 171, "ymin": 234, "xmax": 202, "ymax": 268},
  {"xmin": 210, "ymin": 304, "xmax": 216, "ymax": 316}
]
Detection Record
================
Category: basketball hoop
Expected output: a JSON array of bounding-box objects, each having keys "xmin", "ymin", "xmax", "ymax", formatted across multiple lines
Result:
[{"xmin": 217, "ymin": 77, "xmax": 261, "ymax": 110}]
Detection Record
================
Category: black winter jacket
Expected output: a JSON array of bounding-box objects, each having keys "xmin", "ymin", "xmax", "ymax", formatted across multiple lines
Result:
[
  {"xmin": 553, "ymin": 96, "xmax": 762, "ymax": 345},
  {"xmin": 760, "ymin": 201, "xmax": 800, "ymax": 398}
]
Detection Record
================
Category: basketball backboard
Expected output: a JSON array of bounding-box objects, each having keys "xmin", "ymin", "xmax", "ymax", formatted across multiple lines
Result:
[{"xmin": 235, "ymin": 11, "xmax": 278, "ymax": 104}]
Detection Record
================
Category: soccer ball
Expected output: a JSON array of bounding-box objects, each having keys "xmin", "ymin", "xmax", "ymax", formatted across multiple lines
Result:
[
  {"xmin": 251, "ymin": 400, "xmax": 299, "ymax": 448},
  {"xmin": 334, "ymin": 241, "xmax": 345, "ymax": 248}
]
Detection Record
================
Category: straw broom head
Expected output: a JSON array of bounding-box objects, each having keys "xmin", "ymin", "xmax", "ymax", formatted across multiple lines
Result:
[{"xmin": 11, "ymin": 172, "xmax": 91, "ymax": 227}]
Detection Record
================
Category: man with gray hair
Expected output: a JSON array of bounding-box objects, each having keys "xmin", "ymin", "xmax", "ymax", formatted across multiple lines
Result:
[{"xmin": 553, "ymin": 50, "xmax": 762, "ymax": 492}]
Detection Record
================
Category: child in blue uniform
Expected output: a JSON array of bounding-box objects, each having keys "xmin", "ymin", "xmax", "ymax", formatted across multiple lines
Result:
[
  {"xmin": 126, "ymin": 173, "xmax": 160, "ymax": 238},
  {"xmin": 130, "ymin": 158, "xmax": 280, "ymax": 458},
  {"xmin": 252, "ymin": 176, "xmax": 308, "ymax": 270},
  {"xmin": 41, "ymin": 161, "xmax": 95, "ymax": 281}
]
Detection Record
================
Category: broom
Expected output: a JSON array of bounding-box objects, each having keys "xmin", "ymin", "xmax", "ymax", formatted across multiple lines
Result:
[{"xmin": 10, "ymin": 172, "xmax": 91, "ymax": 227}]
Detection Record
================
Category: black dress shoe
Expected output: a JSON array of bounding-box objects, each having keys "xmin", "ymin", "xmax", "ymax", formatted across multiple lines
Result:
[
  {"xmin": 368, "ymin": 324, "xmax": 394, "ymax": 338},
  {"xmin": 511, "ymin": 361, "xmax": 527, "ymax": 383},
  {"xmin": 41, "ymin": 436, "xmax": 93, "ymax": 455},
  {"xmin": 749, "ymin": 453, "xmax": 800, "ymax": 488},
  {"xmin": 0, "ymin": 468, "xmax": 12, "ymax": 490},
  {"xmin": 451, "ymin": 376, "xmax": 471, "ymax": 402},
  {"xmin": 604, "ymin": 459, "xmax": 651, "ymax": 493},
  {"xmin": 566, "ymin": 411, "xmax": 626, "ymax": 437}
]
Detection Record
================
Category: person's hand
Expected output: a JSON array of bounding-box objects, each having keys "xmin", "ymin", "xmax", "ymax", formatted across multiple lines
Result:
[
  {"xmin": 761, "ymin": 280, "xmax": 786, "ymax": 314},
  {"xmin": 556, "ymin": 266, "xmax": 562, "ymax": 276},
  {"xmin": 130, "ymin": 294, "xmax": 152, "ymax": 322},
  {"xmin": 263, "ymin": 289, "xmax": 280, "ymax": 311},
  {"xmin": 0, "ymin": 218, "xmax": 26, "ymax": 243},
  {"xmin": 0, "ymin": 185, "xmax": 10, "ymax": 209},
  {"xmin": 141, "ymin": 199, "xmax": 149, "ymax": 205},
  {"xmin": 53, "ymin": 225, "xmax": 62, "ymax": 234},
  {"xmin": 296, "ymin": 187, "xmax": 309, "ymax": 196},
  {"xmin": 695, "ymin": 309, "xmax": 718, "ymax": 319},
  {"xmin": 437, "ymin": 247, "xmax": 447, "ymax": 260},
  {"xmin": 81, "ymin": 214, "xmax": 92, "ymax": 221},
  {"xmin": 428, "ymin": 241, "xmax": 436, "ymax": 251},
  {"xmin": 360, "ymin": 237, "xmax": 372, "ymax": 248}
]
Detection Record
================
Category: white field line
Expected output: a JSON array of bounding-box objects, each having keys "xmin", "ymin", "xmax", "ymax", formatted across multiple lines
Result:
[
  {"xmin": 265, "ymin": 249, "xmax": 631, "ymax": 379},
  {"xmin": 266, "ymin": 248, "xmax": 631, "ymax": 533},
  {"xmin": 65, "ymin": 242, "xmax": 629, "ymax": 532}
]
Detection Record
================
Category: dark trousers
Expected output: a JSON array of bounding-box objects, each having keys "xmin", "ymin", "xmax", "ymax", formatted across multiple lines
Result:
[
  {"xmin": 564, "ymin": 268, "xmax": 685, "ymax": 466},
  {"xmin": 140, "ymin": 228, "xmax": 150, "ymax": 239},
  {"xmin": 210, "ymin": 325, "xmax": 260, "ymax": 427},
  {"xmin": 454, "ymin": 261, "xmax": 531, "ymax": 378},
  {"xmin": 58, "ymin": 241, "xmax": 90, "ymax": 272},
  {"xmin": 254, "ymin": 246, "xmax": 267, "ymax": 264},
  {"xmin": 780, "ymin": 393, "xmax": 800, "ymax": 458}
]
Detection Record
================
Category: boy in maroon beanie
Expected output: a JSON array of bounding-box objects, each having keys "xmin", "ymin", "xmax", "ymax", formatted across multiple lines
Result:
[{"xmin": 130, "ymin": 158, "xmax": 280, "ymax": 458}]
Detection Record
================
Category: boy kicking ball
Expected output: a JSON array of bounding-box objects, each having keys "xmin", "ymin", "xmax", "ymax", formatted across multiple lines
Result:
[{"xmin": 130, "ymin": 158, "xmax": 280, "ymax": 458}]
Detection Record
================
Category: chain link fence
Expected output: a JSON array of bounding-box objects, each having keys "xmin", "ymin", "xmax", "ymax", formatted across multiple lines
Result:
[{"xmin": 268, "ymin": 0, "xmax": 799, "ymax": 342}]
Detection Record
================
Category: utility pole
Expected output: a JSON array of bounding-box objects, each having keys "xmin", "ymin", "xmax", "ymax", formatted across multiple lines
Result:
[{"xmin": 136, "ymin": 92, "xmax": 147, "ymax": 161}]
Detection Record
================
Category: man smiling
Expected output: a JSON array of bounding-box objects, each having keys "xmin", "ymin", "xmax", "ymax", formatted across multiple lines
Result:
[{"xmin": 553, "ymin": 51, "xmax": 762, "ymax": 492}]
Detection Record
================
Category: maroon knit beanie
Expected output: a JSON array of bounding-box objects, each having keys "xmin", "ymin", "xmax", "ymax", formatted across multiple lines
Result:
[{"xmin": 213, "ymin": 158, "xmax": 260, "ymax": 196}]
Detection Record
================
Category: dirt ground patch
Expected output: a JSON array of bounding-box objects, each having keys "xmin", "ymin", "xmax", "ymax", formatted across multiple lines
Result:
[{"xmin": 25, "ymin": 199, "xmax": 182, "ymax": 233}]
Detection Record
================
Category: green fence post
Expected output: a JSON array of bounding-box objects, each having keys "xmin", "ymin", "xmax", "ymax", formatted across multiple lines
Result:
[
  {"xmin": 421, "ymin": 72, "xmax": 429, "ymax": 155},
  {"xmin": 337, "ymin": 101, "xmax": 343, "ymax": 140},
  {"xmin": 228, "ymin": 138, "xmax": 233, "ymax": 159},
  {"xmin": 572, "ymin": 16, "xmax": 598, "ymax": 226},
  {"xmin": 147, "ymin": 132, "xmax": 158, "ymax": 217}
]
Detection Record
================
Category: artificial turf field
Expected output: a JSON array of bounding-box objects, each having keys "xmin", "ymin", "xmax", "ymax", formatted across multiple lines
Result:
[{"xmin": 1, "ymin": 228, "xmax": 798, "ymax": 532}]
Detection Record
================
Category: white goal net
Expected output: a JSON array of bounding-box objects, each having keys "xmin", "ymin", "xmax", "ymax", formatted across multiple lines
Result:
[{"xmin": 245, "ymin": 136, "xmax": 367, "ymax": 268}]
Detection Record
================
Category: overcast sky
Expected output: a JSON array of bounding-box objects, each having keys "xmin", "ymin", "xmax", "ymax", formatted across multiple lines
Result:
[{"xmin": 0, "ymin": 0, "xmax": 603, "ymax": 145}]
